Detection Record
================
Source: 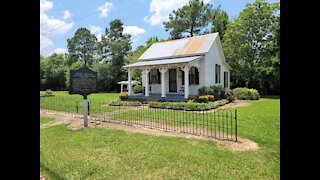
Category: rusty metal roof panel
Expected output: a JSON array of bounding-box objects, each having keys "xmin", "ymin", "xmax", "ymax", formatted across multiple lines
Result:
[
  {"xmin": 138, "ymin": 33, "xmax": 218, "ymax": 61},
  {"xmin": 124, "ymin": 56, "xmax": 203, "ymax": 68}
]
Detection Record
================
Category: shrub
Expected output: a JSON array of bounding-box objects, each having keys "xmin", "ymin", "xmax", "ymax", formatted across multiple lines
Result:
[
  {"xmin": 198, "ymin": 86, "xmax": 224, "ymax": 100},
  {"xmin": 45, "ymin": 89, "xmax": 53, "ymax": 95},
  {"xmin": 197, "ymin": 95, "xmax": 214, "ymax": 103},
  {"xmin": 188, "ymin": 95, "xmax": 199, "ymax": 101},
  {"xmin": 233, "ymin": 87, "xmax": 260, "ymax": 100},
  {"xmin": 109, "ymin": 100, "xmax": 141, "ymax": 106},
  {"xmin": 119, "ymin": 94, "xmax": 129, "ymax": 101},
  {"xmin": 224, "ymin": 90, "xmax": 235, "ymax": 102},
  {"xmin": 133, "ymin": 85, "xmax": 142, "ymax": 94},
  {"xmin": 248, "ymin": 89, "xmax": 260, "ymax": 100}
]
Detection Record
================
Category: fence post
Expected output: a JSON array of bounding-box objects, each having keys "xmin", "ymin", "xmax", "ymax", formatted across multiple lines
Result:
[
  {"xmin": 88, "ymin": 101, "xmax": 90, "ymax": 115},
  {"xmin": 76, "ymin": 101, "xmax": 79, "ymax": 114},
  {"xmin": 235, "ymin": 109, "xmax": 238, "ymax": 142}
]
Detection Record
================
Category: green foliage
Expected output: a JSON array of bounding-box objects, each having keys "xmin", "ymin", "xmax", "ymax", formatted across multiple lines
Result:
[
  {"xmin": 96, "ymin": 19, "xmax": 132, "ymax": 91},
  {"xmin": 163, "ymin": 0, "xmax": 215, "ymax": 39},
  {"xmin": 198, "ymin": 86, "xmax": 224, "ymax": 100},
  {"xmin": 41, "ymin": 53, "xmax": 68, "ymax": 91},
  {"xmin": 223, "ymin": 90, "xmax": 235, "ymax": 102},
  {"xmin": 67, "ymin": 28, "xmax": 98, "ymax": 66},
  {"xmin": 233, "ymin": 87, "xmax": 260, "ymax": 100},
  {"xmin": 198, "ymin": 95, "xmax": 214, "ymax": 103},
  {"xmin": 119, "ymin": 94, "xmax": 129, "ymax": 101},
  {"xmin": 45, "ymin": 89, "xmax": 53, "ymax": 95},
  {"xmin": 41, "ymin": 97, "xmax": 280, "ymax": 179},
  {"xmin": 188, "ymin": 95, "xmax": 199, "ymax": 101},
  {"xmin": 248, "ymin": 89, "xmax": 260, "ymax": 100},
  {"xmin": 109, "ymin": 100, "xmax": 142, "ymax": 106},
  {"xmin": 133, "ymin": 85, "xmax": 142, "ymax": 94},
  {"xmin": 148, "ymin": 99, "xmax": 229, "ymax": 111},
  {"xmin": 211, "ymin": 7, "xmax": 229, "ymax": 40},
  {"xmin": 222, "ymin": 0, "xmax": 280, "ymax": 94}
]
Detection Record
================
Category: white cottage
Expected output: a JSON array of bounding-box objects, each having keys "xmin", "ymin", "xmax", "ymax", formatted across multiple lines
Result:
[{"xmin": 123, "ymin": 33, "xmax": 232, "ymax": 99}]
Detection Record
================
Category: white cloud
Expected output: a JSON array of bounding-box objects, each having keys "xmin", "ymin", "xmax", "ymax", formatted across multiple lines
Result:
[
  {"xmin": 40, "ymin": 0, "xmax": 53, "ymax": 12},
  {"xmin": 63, "ymin": 10, "xmax": 71, "ymax": 20},
  {"xmin": 145, "ymin": 0, "xmax": 210, "ymax": 26},
  {"xmin": 97, "ymin": 2, "xmax": 113, "ymax": 18},
  {"xmin": 51, "ymin": 48, "xmax": 67, "ymax": 55},
  {"xmin": 40, "ymin": 34, "xmax": 53, "ymax": 51},
  {"xmin": 89, "ymin": 25, "xmax": 103, "ymax": 41},
  {"xmin": 40, "ymin": 13, "xmax": 74, "ymax": 35},
  {"xmin": 40, "ymin": 0, "xmax": 74, "ymax": 54},
  {"xmin": 123, "ymin": 26, "xmax": 146, "ymax": 37}
]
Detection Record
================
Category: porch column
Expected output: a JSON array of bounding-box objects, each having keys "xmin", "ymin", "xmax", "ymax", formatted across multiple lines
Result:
[
  {"xmin": 128, "ymin": 68, "xmax": 133, "ymax": 95},
  {"xmin": 159, "ymin": 67, "xmax": 168, "ymax": 97},
  {"xmin": 144, "ymin": 68, "xmax": 150, "ymax": 96},
  {"xmin": 183, "ymin": 66, "xmax": 190, "ymax": 98},
  {"xmin": 120, "ymin": 84, "xmax": 123, "ymax": 93}
]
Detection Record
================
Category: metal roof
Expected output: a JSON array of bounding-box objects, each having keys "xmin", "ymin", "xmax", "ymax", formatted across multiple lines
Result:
[
  {"xmin": 138, "ymin": 33, "xmax": 218, "ymax": 61},
  {"xmin": 123, "ymin": 56, "xmax": 203, "ymax": 68}
]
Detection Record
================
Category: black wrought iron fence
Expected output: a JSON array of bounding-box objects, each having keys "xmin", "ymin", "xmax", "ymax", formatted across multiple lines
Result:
[{"xmin": 40, "ymin": 96, "xmax": 238, "ymax": 141}]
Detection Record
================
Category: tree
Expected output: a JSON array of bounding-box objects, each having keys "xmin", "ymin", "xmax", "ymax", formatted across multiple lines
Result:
[
  {"xmin": 42, "ymin": 53, "xmax": 67, "ymax": 90},
  {"xmin": 97, "ymin": 19, "xmax": 132, "ymax": 91},
  {"xmin": 40, "ymin": 55, "xmax": 46, "ymax": 90},
  {"xmin": 222, "ymin": 0, "xmax": 280, "ymax": 94},
  {"xmin": 163, "ymin": 0, "xmax": 214, "ymax": 39},
  {"xmin": 67, "ymin": 28, "xmax": 98, "ymax": 67},
  {"xmin": 211, "ymin": 8, "xmax": 229, "ymax": 40}
]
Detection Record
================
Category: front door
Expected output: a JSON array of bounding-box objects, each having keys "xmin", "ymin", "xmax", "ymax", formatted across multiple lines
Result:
[{"xmin": 169, "ymin": 69, "xmax": 177, "ymax": 92}]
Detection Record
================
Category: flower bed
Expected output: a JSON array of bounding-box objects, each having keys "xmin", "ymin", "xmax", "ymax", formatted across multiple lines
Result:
[{"xmin": 148, "ymin": 99, "xmax": 229, "ymax": 111}]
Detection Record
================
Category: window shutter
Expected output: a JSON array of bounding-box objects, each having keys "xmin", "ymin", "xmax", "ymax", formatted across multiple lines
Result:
[
  {"xmin": 157, "ymin": 69, "xmax": 161, "ymax": 84},
  {"xmin": 195, "ymin": 67, "xmax": 199, "ymax": 85},
  {"xmin": 224, "ymin": 72, "xmax": 226, "ymax": 88},
  {"xmin": 218, "ymin": 65, "xmax": 221, "ymax": 83},
  {"xmin": 181, "ymin": 70, "xmax": 184, "ymax": 85},
  {"xmin": 215, "ymin": 64, "xmax": 218, "ymax": 83},
  {"xmin": 148, "ymin": 72, "xmax": 151, "ymax": 84}
]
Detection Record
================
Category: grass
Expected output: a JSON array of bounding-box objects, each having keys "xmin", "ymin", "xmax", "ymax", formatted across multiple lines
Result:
[
  {"xmin": 40, "ymin": 117, "xmax": 54, "ymax": 125},
  {"xmin": 40, "ymin": 91, "xmax": 121, "ymax": 113},
  {"xmin": 40, "ymin": 97, "xmax": 280, "ymax": 179},
  {"xmin": 112, "ymin": 107, "xmax": 236, "ymax": 132}
]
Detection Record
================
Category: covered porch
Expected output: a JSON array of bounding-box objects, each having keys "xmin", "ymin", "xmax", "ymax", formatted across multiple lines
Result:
[{"xmin": 123, "ymin": 55, "xmax": 203, "ymax": 100}]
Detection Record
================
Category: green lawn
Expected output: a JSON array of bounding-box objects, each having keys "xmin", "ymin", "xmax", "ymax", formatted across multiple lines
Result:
[
  {"xmin": 40, "ymin": 97, "xmax": 280, "ymax": 179},
  {"xmin": 40, "ymin": 117, "xmax": 54, "ymax": 125},
  {"xmin": 40, "ymin": 91, "xmax": 121, "ymax": 113}
]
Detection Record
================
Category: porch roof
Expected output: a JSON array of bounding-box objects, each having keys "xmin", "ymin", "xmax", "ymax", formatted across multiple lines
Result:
[{"xmin": 123, "ymin": 55, "xmax": 203, "ymax": 68}]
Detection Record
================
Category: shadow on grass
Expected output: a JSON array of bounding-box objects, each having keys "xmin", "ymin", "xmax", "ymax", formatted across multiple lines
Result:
[
  {"xmin": 40, "ymin": 162, "xmax": 65, "ymax": 180},
  {"xmin": 260, "ymin": 95, "xmax": 280, "ymax": 99}
]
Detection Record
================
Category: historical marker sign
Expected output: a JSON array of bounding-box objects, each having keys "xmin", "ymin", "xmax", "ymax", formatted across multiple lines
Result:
[
  {"xmin": 69, "ymin": 67, "xmax": 98, "ymax": 96},
  {"xmin": 69, "ymin": 67, "xmax": 98, "ymax": 128}
]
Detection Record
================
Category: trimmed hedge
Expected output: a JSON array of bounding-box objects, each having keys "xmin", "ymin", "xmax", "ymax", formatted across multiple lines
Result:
[
  {"xmin": 109, "ymin": 101, "xmax": 142, "ymax": 106},
  {"xmin": 188, "ymin": 95, "xmax": 215, "ymax": 103},
  {"xmin": 149, "ymin": 99, "xmax": 229, "ymax": 111},
  {"xmin": 233, "ymin": 87, "xmax": 260, "ymax": 100}
]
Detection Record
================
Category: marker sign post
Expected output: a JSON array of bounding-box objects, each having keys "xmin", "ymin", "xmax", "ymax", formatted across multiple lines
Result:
[{"xmin": 69, "ymin": 67, "xmax": 98, "ymax": 127}]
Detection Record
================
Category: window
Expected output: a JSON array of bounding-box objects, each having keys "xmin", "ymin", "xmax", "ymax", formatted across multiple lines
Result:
[
  {"xmin": 181, "ymin": 67, "xmax": 199, "ymax": 85},
  {"xmin": 224, "ymin": 71, "xmax": 229, "ymax": 88},
  {"xmin": 149, "ymin": 69, "xmax": 161, "ymax": 84},
  {"xmin": 215, "ymin": 64, "xmax": 221, "ymax": 83}
]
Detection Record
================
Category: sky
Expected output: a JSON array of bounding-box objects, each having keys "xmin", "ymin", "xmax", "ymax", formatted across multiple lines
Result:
[{"xmin": 40, "ymin": 0, "xmax": 279, "ymax": 57}]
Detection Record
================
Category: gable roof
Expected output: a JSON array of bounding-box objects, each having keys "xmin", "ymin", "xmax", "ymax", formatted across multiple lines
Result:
[
  {"xmin": 139, "ymin": 33, "xmax": 218, "ymax": 61},
  {"xmin": 124, "ymin": 56, "xmax": 203, "ymax": 68}
]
